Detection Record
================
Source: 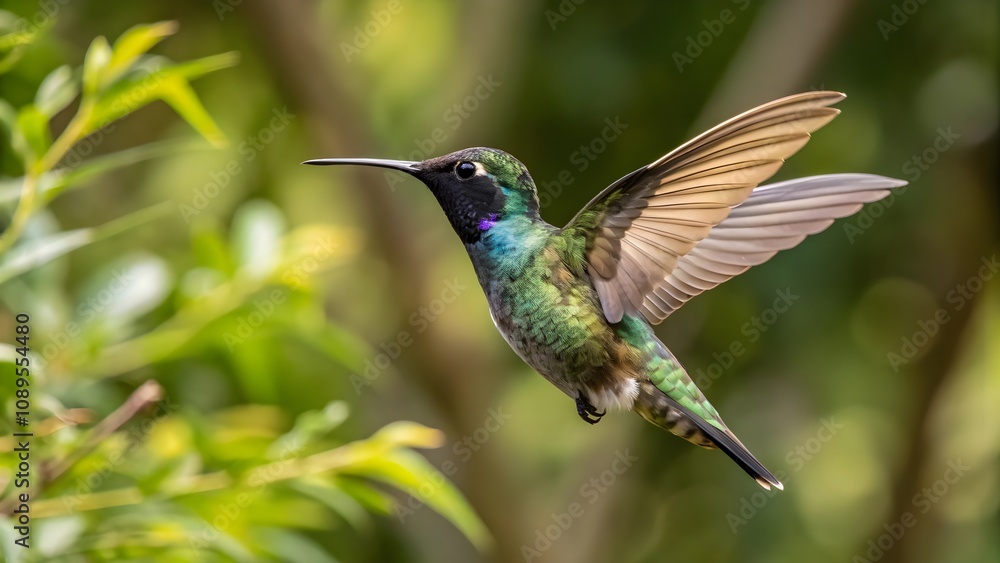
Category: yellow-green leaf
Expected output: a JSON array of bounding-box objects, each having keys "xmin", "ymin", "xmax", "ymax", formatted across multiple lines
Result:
[
  {"xmin": 349, "ymin": 449, "xmax": 492, "ymax": 552},
  {"xmin": 85, "ymin": 53, "xmax": 238, "ymax": 145},
  {"xmin": 158, "ymin": 76, "xmax": 227, "ymax": 147},
  {"xmin": 82, "ymin": 36, "xmax": 112, "ymax": 95},
  {"xmin": 106, "ymin": 21, "xmax": 178, "ymax": 84}
]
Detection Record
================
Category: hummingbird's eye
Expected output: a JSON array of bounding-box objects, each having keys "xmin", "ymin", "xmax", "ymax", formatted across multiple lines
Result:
[{"xmin": 454, "ymin": 161, "xmax": 476, "ymax": 180}]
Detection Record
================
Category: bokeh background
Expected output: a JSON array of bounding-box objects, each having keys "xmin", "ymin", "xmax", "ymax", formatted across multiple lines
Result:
[{"xmin": 1, "ymin": 1, "xmax": 997, "ymax": 562}]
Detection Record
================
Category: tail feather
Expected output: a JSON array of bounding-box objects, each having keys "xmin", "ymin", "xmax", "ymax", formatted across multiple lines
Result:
[
  {"xmin": 635, "ymin": 380, "xmax": 783, "ymax": 491},
  {"xmin": 660, "ymin": 394, "xmax": 783, "ymax": 491},
  {"xmin": 626, "ymin": 323, "xmax": 783, "ymax": 490}
]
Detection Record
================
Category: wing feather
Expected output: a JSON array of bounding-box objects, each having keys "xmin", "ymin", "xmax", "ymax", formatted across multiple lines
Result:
[{"xmin": 561, "ymin": 91, "xmax": 906, "ymax": 323}]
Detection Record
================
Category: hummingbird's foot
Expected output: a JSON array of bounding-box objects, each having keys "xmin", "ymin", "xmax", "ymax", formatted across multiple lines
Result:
[{"xmin": 576, "ymin": 394, "xmax": 606, "ymax": 425}]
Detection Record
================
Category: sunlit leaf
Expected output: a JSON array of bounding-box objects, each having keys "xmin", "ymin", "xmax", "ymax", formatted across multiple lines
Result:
[
  {"xmin": 85, "ymin": 52, "xmax": 238, "ymax": 145},
  {"xmin": 82, "ymin": 35, "xmax": 112, "ymax": 96},
  {"xmin": 348, "ymin": 449, "xmax": 492, "ymax": 551},
  {"xmin": 158, "ymin": 76, "xmax": 229, "ymax": 147},
  {"xmin": 106, "ymin": 21, "xmax": 178, "ymax": 84},
  {"xmin": 35, "ymin": 65, "xmax": 78, "ymax": 117},
  {"xmin": 279, "ymin": 401, "xmax": 350, "ymax": 450}
]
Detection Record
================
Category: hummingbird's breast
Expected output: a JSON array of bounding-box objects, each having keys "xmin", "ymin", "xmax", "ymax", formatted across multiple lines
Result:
[{"xmin": 466, "ymin": 226, "xmax": 643, "ymax": 411}]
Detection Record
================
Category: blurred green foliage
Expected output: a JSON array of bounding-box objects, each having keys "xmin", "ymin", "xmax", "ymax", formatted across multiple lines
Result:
[
  {"xmin": 0, "ymin": 1, "xmax": 997, "ymax": 563},
  {"xmin": 0, "ymin": 15, "xmax": 485, "ymax": 562}
]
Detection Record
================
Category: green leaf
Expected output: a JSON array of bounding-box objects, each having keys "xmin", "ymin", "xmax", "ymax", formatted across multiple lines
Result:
[
  {"xmin": 86, "ymin": 52, "xmax": 238, "ymax": 146},
  {"xmin": 158, "ymin": 76, "xmax": 228, "ymax": 147},
  {"xmin": 291, "ymin": 481, "xmax": 373, "ymax": 533},
  {"xmin": 335, "ymin": 476, "xmax": 395, "ymax": 515},
  {"xmin": 0, "ymin": 203, "xmax": 170, "ymax": 284},
  {"xmin": 14, "ymin": 104, "xmax": 50, "ymax": 165},
  {"xmin": 35, "ymin": 65, "xmax": 79, "ymax": 117},
  {"xmin": 350, "ymin": 449, "xmax": 492, "ymax": 552},
  {"xmin": 82, "ymin": 36, "xmax": 112, "ymax": 95},
  {"xmin": 106, "ymin": 21, "xmax": 178, "ymax": 84},
  {"xmin": 168, "ymin": 51, "xmax": 243, "ymax": 82}
]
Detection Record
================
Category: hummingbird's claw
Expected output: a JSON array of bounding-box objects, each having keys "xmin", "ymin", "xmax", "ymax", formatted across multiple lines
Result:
[{"xmin": 576, "ymin": 394, "xmax": 606, "ymax": 425}]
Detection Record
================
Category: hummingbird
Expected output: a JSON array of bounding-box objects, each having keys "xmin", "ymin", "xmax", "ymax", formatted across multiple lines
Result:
[{"xmin": 305, "ymin": 91, "xmax": 906, "ymax": 490}]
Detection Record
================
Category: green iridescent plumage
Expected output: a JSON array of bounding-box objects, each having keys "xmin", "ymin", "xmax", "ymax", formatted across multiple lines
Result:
[{"xmin": 305, "ymin": 91, "xmax": 908, "ymax": 490}]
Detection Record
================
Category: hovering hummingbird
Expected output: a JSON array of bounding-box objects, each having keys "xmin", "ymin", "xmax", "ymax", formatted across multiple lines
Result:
[{"xmin": 305, "ymin": 92, "xmax": 906, "ymax": 490}]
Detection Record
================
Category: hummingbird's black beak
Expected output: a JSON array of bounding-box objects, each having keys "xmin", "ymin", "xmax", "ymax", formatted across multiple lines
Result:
[{"xmin": 301, "ymin": 158, "xmax": 420, "ymax": 175}]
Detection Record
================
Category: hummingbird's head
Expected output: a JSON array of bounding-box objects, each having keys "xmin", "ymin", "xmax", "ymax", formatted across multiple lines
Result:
[{"xmin": 304, "ymin": 147, "xmax": 539, "ymax": 244}]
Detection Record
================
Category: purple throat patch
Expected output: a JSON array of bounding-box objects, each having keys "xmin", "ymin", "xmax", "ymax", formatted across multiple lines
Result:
[{"xmin": 478, "ymin": 213, "xmax": 498, "ymax": 231}]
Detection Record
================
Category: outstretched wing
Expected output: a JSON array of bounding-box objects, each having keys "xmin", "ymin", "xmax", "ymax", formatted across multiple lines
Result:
[
  {"xmin": 562, "ymin": 91, "xmax": 878, "ymax": 323},
  {"xmin": 643, "ymin": 173, "xmax": 907, "ymax": 320}
]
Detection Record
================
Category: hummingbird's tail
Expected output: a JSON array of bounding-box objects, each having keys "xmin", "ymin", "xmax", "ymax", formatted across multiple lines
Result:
[
  {"xmin": 635, "ymin": 381, "xmax": 783, "ymax": 491},
  {"xmin": 632, "ymin": 347, "xmax": 784, "ymax": 491}
]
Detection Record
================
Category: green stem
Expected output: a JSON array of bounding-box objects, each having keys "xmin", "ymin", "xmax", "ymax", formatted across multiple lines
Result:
[
  {"xmin": 0, "ymin": 172, "xmax": 37, "ymax": 254},
  {"xmin": 0, "ymin": 102, "xmax": 93, "ymax": 254}
]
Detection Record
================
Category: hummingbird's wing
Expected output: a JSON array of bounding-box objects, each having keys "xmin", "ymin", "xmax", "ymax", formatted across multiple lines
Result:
[
  {"xmin": 640, "ymin": 173, "xmax": 906, "ymax": 320},
  {"xmin": 562, "ymin": 91, "xmax": 901, "ymax": 324}
]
